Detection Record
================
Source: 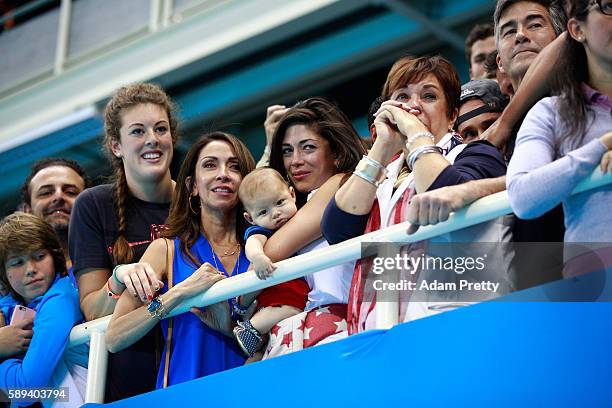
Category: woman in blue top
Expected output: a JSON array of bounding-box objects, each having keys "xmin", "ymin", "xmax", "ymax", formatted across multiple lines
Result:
[
  {"xmin": 0, "ymin": 212, "xmax": 87, "ymax": 407},
  {"xmin": 106, "ymin": 132, "xmax": 255, "ymax": 388}
]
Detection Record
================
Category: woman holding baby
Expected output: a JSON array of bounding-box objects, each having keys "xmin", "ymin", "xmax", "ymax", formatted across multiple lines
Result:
[{"xmin": 244, "ymin": 97, "xmax": 366, "ymax": 359}]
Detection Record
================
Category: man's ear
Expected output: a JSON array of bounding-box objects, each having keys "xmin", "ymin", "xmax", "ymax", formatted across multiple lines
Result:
[
  {"xmin": 496, "ymin": 53, "xmax": 504, "ymax": 73},
  {"xmin": 243, "ymin": 211, "xmax": 254, "ymax": 225},
  {"xmin": 22, "ymin": 203, "xmax": 32, "ymax": 213}
]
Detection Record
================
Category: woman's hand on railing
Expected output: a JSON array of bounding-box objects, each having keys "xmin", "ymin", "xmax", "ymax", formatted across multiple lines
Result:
[
  {"xmin": 600, "ymin": 151, "xmax": 612, "ymax": 173},
  {"xmin": 599, "ymin": 132, "xmax": 612, "ymax": 149},
  {"xmin": 598, "ymin": 132, "xmax": 612, "ymax": 173},
  {"xmin": 174, "ymin": 262, "xmax": 226, "ymax": 300},
  {"xmin": 191, "ymin": 301, "xmax": 234, "ymax": 337},
  {"xmin": 405, "ymin": 185, "xmax": 466, "ymax": 234},
  {"xmin": 114, "ymin": 263, "xmax": 164, "ymax": 302},
  {"xmin": 405, "ymin": 177, "xmax": 507, "ymax": 234}
]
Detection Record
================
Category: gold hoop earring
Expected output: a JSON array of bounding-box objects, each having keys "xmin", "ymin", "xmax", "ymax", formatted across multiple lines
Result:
[{"xmin": 189, "ymin": 196, "xmax": 199, "ymax": 214}]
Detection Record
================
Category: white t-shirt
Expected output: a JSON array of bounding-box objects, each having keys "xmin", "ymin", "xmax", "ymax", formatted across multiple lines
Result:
[
  {"xmin": 298, "ymin": 189, "xmax": 355, "ymax": 311},
  {"xmin": 298, "ymin": 237, "xmax": 354, "ymax": 311}
]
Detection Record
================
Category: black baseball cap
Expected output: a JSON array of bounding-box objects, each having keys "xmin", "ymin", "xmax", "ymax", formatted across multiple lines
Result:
[{"xmin": 456, "ymin": 79, "xmax": 509, "ymax": 128}]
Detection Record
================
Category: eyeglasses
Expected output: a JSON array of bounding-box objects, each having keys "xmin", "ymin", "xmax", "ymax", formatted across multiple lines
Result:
[{"xmin": 591, "ymin": 0, "xmax": 612, "ymax": 16}]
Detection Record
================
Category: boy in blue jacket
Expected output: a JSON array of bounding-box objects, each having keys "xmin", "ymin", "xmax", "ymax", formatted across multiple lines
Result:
[{"xmin": 0, "ymin": 212, "xmax": 87, "ymax": 407}]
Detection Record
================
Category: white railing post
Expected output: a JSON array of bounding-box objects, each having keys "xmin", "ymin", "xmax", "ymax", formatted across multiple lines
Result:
[
  {"xmin": 85, "ymin": 330, "xmax": 108, "ymax": 404},
  {"xmin": 54, "ymin": 0, "xmax": 71, "ymax": 75},
  {"xmin": 375, "ymin": 243, "xmax": 400, "ymax": 329},
  {"xmin": 149, "ymin": 0, "xmax": 162, "ymax": 32},
  {"xmin": 162, "ymin": 0, "xmax": 174, "ymax": 28}
]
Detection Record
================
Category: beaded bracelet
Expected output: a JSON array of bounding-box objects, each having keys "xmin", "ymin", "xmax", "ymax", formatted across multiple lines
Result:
[
  {"xmin": 112, "ymin": 264, "xmax": 126, "ymax": 286},
  {"xmin": 407, "ymin": 145, "xmax": 443, "ymax": 171},
  {"xmin": 405, "ymin": 131, "xmax": 435, "ymax": 153},
  {"xmin": 353, "ymin": 155, "xmax": 388, "ymax": 187}
]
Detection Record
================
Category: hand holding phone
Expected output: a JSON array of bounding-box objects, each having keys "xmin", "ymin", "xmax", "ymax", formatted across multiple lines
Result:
[{"xmin": 10, "ymin": 305, "xmax": 36, "ymax": 329}]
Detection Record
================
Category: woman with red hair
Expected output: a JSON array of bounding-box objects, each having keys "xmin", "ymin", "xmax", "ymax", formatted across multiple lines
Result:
[{"xmin": 322, "ymin": 55, "xmax": 511, "ymax": 333}]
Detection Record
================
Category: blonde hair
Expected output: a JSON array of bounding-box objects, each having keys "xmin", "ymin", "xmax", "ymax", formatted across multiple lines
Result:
[{"xmin": 238, "ymin": 167, "xmax": 289, "ymax": 211}]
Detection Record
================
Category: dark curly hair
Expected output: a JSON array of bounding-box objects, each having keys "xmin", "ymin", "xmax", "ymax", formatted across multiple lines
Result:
[{"xmin": 269, "ymin": 97, "xmax": 365, "ymax": 206}]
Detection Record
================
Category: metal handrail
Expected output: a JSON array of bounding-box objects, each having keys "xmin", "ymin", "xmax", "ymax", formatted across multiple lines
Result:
[
  {"xmin": 0, "ymin": 0, "xmax": 57, "ymax": 28},
  {"xmin": 67, "ymin": 169, "xmax": 612, "ymax": 402},
  {"xmin": 69, "ymin": 189, "xmax": 508, "ymax": 346}
]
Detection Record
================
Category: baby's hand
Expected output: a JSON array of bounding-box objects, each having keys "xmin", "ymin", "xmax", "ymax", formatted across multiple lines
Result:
[{"xmin": 252, "ymin": 254, "xmax": 276, "ymax": 280}]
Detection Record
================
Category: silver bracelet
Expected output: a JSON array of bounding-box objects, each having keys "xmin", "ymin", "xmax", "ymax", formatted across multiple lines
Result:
[
  {"xmin": 361, "ymin": 155, "xmax": 386, "ymax": 172},
  {"xmin": 407, "ymin": 145, "xmax": 443, "ymax": 171},
  {"xmin": 405, "ymin": 131, "xmax": 435, "ymax": 152},
  {"xmin": 353, "ymin": 169, "xmax": 379, "ymax": 187},
  {"xmin": 353, "ymin": 155, "xmax": 388, "ymax": 187}
]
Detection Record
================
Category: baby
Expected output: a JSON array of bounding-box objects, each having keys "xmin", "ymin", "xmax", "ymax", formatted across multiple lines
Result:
[{"xmin": 235, "ymin": 168, "xmax": 310, "ymax": 358}]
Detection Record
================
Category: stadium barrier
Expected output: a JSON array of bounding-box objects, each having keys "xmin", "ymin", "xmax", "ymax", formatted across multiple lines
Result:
[{"xmin": 67, "ymin": 169, "xmax": 612, "ymax": 403}]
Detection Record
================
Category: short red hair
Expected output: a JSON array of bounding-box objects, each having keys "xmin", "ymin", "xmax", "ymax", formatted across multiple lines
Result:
[{"xmin": 382, "ymin": 55, "xmax": 461, "ymax": 119}]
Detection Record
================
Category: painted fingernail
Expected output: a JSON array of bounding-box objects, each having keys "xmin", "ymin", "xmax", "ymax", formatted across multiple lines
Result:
[{"xmin": 147, "ymin": 295, "xmax": 153, "ymax": 301}]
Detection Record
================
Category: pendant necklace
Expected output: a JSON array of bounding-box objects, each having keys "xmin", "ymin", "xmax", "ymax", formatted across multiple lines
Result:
[
  {"xmin": 210, "ymin": 243, "xmax": 240, "ymax": 276},
  {"xmin": 202, "ymin": 231, "xmax": 240, "ymax": 274},
  {"xmin": 219, "ymin": 243, "xmax": 240, "ymax": 257}
]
